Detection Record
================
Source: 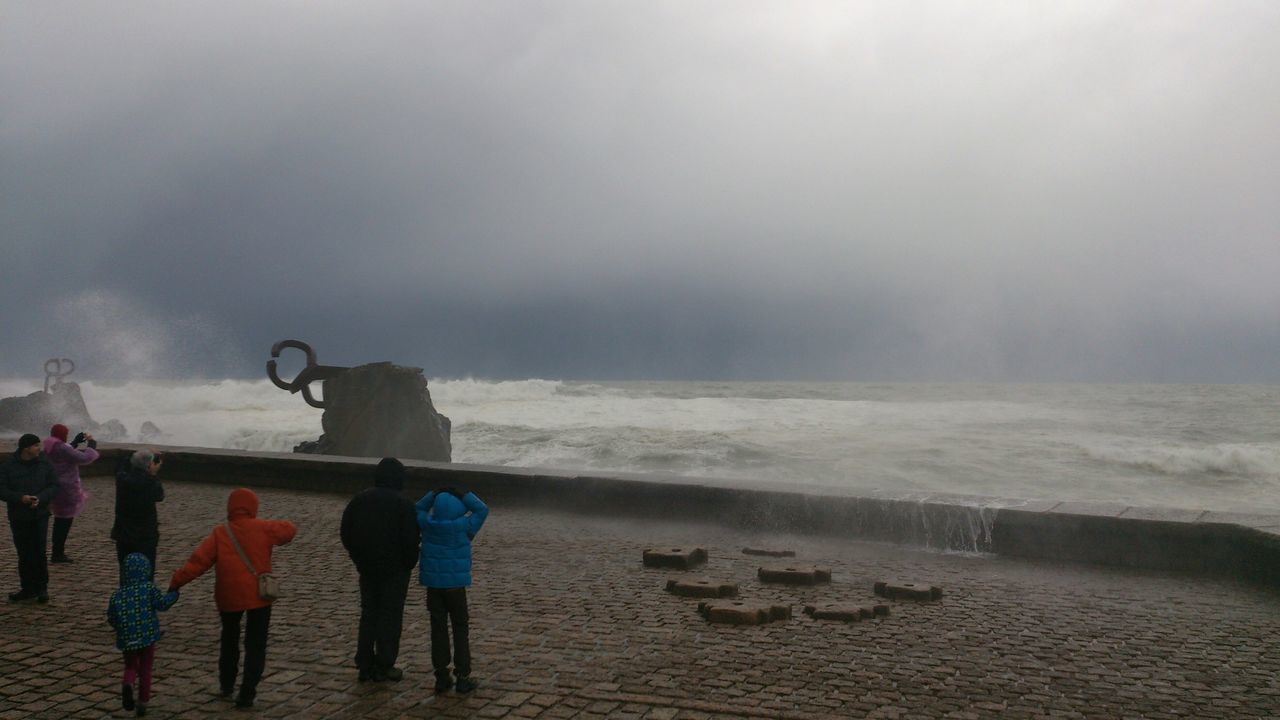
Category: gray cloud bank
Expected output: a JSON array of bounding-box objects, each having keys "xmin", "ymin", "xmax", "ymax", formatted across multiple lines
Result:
[{"xmin": 3, "ymin": 1, "xmax": 1278, "ymax": 381}]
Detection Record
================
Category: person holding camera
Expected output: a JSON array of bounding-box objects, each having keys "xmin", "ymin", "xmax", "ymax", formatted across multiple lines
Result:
[
  {"xmin": 42, "ymin": 423, "xmax": 99, "ymax": 563},
  {"xmin": 112, "ymin": 449, "xmax": 166, "ymax": 582},
  {"xmin": 0, "ymin": 434, "xmax": 60, "ymax": 602},
  {"xmin": 416, "ymin": 485, "xmax": 488, "ymax": 694}
]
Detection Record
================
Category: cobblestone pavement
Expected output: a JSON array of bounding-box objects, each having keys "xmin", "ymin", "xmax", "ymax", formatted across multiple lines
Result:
[{"xmin": 1, "ymin": 477, "xmax": 1278, "ymax": 719}]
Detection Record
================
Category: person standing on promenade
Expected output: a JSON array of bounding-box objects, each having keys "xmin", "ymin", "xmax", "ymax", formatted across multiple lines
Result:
[
  {"xmin": 416, "ymin": 486, "xmax": 488, "ymax": 694},
  {"xmin": 112, "ymin": 449, "xmax": 165, "ymax": 581},
  {"xmin": 108, "ymin": 552, "xmax": 180, "ymax": 717},
  {"xmin": 340, "ymin": 457, "xmax": 420, "ymax": 683},
  {"xmin": 42, "ymin": 423, "xmax": 98, "ymax": 563},
  {"xmin": 0, "ymin": 434, "xmax": 60, "ymax": 603},
  {"xmin": 168, "ymin": 488, "xmax": 297, "ymax": 709}
]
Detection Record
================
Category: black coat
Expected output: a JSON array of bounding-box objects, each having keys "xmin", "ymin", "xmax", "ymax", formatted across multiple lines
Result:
[
  {"xmin": 111, "ymin": 467, "xmax": 165, "ymax": 545},
  {"xmin": 340, "ymin": 478, "xmax": 420, "ymax": 578},
  {"xmin": 0, "ymin": 452, "xmax": 59, "ymax": 522}
]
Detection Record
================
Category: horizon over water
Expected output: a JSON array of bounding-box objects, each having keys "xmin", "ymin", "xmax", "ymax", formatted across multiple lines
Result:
[{"xmin": 2, "ymin": 378, "xmax": 1277, "ymax": 515}]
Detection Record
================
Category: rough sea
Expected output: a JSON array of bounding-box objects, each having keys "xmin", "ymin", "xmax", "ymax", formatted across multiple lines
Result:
[{"xmin": 3, "ymin": 379, "xmax": 1277, "ymax": 514}]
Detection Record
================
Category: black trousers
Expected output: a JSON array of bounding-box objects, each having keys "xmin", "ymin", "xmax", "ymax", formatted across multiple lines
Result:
[
  {"xmin": 115, "ymin": 539, "xmax": 157, "ymax": 584},
  {"xmin": 355, "ymin": 570, "xmax": 411, "ymax": 672},
  {"xmin": 51, "ymin": 517, "xmax": 73, "ymax": 557},
  {"xmin": 427, "ymin": 587, "xmax": 470, "ymax": 678},
  {"xmin": 8, "ymin": 514, "xmax": 49, "ymax": 593},
  {"xmin": 220, "ymin": 606, "xmax": 272, "ymax": 698}
]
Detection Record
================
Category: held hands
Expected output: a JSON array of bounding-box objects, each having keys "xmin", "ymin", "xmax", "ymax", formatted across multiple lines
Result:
[{"xmin": 20, "ymin": 495, "xmax": 38, "ymax": 509}]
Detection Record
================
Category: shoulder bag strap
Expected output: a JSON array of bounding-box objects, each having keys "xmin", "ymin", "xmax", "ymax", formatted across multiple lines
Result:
[{"xmin": 223, "ymin": 522, "xmax": 259, "ymax": 577}]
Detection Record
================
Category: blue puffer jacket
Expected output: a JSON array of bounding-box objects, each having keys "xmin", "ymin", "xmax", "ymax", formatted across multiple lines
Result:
[
  {"xmin": 416, "ymin": 491, "xmax": 488, "ymax": 588},
  {"xmin": 107, "ymin": 553, "xmax": 179, "ymax": 651}
]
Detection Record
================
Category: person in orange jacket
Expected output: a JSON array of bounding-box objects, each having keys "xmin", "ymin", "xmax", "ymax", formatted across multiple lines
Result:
[{"xmin": 169, "ymin": 488, "xmax": 296, "ymax": 709}]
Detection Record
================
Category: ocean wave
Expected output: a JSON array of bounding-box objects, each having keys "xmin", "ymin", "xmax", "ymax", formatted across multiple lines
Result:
[{"xmin": 1083, "ymin": 442, "xmax": 1280, "ymax": 478}]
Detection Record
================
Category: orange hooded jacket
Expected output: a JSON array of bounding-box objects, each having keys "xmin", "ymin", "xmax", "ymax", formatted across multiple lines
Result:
[{"xmin": 170, "ymin": 488, "xmax": 297, "ymax": 612}]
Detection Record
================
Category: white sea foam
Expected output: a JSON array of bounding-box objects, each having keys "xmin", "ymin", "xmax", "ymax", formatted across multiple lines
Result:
[{"xmin": 2, "ymin": 378, "xmax": 1277, "ymax": 513}]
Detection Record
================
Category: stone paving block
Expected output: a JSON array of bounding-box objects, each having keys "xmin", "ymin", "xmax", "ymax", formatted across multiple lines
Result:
[
  {"xmin": 697, "ymin": 600, "xmax": 792, "ymax": 625},
  {"xmin": 802, "ymin": 603, "xmax": 890, "ymax": 621},
  {"xmin": 757, "ymin": 564, "xmax": 832, "ymax": 585},
  {"xmin": 664, "ymin": 578, "xmax": 739, "ymax": 598},
  {"xmin": 642, "ymin": 546, "xmax": 708, "ymax": 570},
  {"xmin": 874, "ymin": 580, "xmax": 942, "ymax": 601},
  {"xmin": 742, "ymin": 547, "xmax": 796, "ymax": 557}
]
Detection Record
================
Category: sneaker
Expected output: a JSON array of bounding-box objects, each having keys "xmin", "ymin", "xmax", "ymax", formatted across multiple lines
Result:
[
  {"xmin": 122, "ymin": 684, "xmax": 135, "ymax": 711},
  {"xmin": 379, "ymin": 667, "xmax": 403, "ymax": 682},
  {"xmin": 433, "ymin": 671, "xmax": 453, "ymax": 694},
  {"xmin": 135, "ymin": 702, "xmax": 147, "ymax": 717},
  {"xmin": 454, "ymin": 676, "xmax": 477, "ymax": 694},
  {"xmin": 50, "ymin": 554, "xmax": 72, "ymax": 564}
]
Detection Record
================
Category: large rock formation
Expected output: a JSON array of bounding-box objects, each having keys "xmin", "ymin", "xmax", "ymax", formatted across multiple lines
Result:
[
  {"xmin": 293, "ymin": 362, "xmax": 451, "ymax": 462},
  {"xmin": 0, "ymin": 382, "xmax": 129, "ymax": 440}
]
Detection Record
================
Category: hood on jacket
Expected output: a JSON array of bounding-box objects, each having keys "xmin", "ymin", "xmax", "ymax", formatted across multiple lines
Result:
[
  {"xmin": 227, "ymin": 488, "xmax": 259, "ymax": 520},
  {"xmin": 430, "ymin": 492, "xmax": 466, "ymax": 521},
  {"xmin": 122, "ymin": 552, "xmax": 152, "ymax": 585},
  {"xmin": 50, "ymin": 424, "xmax": 69, "ymax": 442},
  {"xmin": 41, "ymin": 437, "xmax": 61, "ymax": 457},
  {"xmin": 374, "ymin": 457, "xmax": 405, "ymax": 490}
]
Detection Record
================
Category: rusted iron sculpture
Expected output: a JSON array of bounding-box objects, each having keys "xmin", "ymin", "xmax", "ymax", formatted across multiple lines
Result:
[
  {"xmin": 44, "ymin": 357, "xmax": 75, "ymax": 393},
  {"xmin": 266, "ymin": 340, "xmax": 349, "ymax": 409}
]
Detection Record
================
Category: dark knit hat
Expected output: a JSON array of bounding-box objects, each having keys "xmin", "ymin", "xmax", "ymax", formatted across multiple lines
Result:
[
  {"xmin": 374, "ymin": 457, "xmax": 405, "ymax": 489},
  {"xmin": 18, "ymin": 434, "xmax": 40, "ymax": 450}
]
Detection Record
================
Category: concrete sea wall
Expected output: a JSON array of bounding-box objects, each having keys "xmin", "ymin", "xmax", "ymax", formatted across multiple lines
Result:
[{"xmin": 83, "ymin": 443, "xmax": 1280, "ymax": 586}]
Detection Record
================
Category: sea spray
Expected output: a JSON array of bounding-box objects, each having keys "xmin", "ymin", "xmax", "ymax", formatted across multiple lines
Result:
[{"xmin": 2, "ymin": 378, "xmax": 1276, "ymax": 513}]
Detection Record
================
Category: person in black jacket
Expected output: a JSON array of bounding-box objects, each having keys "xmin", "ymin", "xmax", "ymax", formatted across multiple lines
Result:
[
  {"xmin": 112, "ymin": 449, "xmax": 166, "ymax": 583},
  {"xmin": 340, "ymin": 457, "xmax": 420, "ymax": 682},
  {"xmin": 0, "ymin": 434, "xmax": 60, "ymax": 602}
]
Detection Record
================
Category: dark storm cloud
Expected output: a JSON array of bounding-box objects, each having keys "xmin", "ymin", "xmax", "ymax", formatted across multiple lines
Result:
[{"xmin": 3, "ymin": 1, "xmax": 1278, "ymax": 381}]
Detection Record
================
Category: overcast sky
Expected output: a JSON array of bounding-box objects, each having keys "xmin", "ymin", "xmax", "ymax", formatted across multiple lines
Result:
[{"xmin": 3, "ymin": 1, "xmax": 1278, "ymax": 382}]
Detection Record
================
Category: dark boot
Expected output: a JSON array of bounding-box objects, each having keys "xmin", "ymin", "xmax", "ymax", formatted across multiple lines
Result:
[
  {"xmin": 455, "ymin": 676, "xmax": 477, "ymax": 694},
  {"xmin": 122, "ymin": 684, "xmax": 135, "ymax": 711},
  {"xmin": 433, "ymin": 670, "xmax": 453, "ymax": 694}
]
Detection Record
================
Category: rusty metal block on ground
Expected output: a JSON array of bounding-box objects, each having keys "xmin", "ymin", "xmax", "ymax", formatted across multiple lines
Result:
[
  {"xmin": 665, "ymin": 578, "xmax": 738, "ymax": 598},
  {"xmin": 757, "ymin": 564, "xmax": 832, "ymax": 585},
  {"xmin": 742, "ymin": 547, "xmax": 796, "ymax": 557},
  {"xmin": 698, "ymin": 600, "xmax": 791, "ymax": 625},
  {"xmin": 802, "ymin": 603, "xmax": 890, "ymax": 622},
  {"xmin": 642, "ymin": 547, "xmax": 708, "ymax": 570},
  {"xmin": 874, "ymin": 580, "xmax": 942, "ymax": 601}
]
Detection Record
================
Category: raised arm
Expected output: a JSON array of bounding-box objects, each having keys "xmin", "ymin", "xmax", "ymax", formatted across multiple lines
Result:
[
  {"xmin": 266, "ymin": 519, "xmax": 298, "ymax": 546},
  {"xmin": 51, "ymin": 442, "xmax": 99, "ymax": 466},
  {"xmin": 463, "ymin": 492, "xmax": 489, "ymax": 538}
]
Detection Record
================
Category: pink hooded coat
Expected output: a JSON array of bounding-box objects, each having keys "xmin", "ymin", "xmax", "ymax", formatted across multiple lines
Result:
[{"xmin": 41, "ymin": 436, "xmax": 99, "ymax": 518}]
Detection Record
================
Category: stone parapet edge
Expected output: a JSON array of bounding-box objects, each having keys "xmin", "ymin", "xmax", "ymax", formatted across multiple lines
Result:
[{"xmin": 81, "ymin": 442, "xmax": 1280, "ymax": 586}]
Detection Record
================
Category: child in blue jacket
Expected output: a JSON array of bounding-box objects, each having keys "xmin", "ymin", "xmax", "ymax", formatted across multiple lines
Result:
[
  {"xmin": 107, "ymin": 552, "xmax": 179, "ymax": 716},
  {"xmin": 416, "ymin": 487, "xmax": 488, "ymax": 694}
]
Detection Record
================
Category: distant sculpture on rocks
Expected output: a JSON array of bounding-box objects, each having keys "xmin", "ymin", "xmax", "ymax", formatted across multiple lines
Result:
[
  {"xmin": 267, "ymin": 340, "xmax": 451, "ymax": 462},
  {"xmin": 0, "ymin": 359, "xmax": 130, "ymax": 440}
]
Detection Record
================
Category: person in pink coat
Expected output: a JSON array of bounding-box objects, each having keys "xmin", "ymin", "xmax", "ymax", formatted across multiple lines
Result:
[{"xmin": 42, "ymin": 423, "xmax": 99, "ymax": 563}]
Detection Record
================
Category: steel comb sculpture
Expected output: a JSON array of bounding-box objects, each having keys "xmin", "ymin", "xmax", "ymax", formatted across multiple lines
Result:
[
  {"xmin": 44, "ymin": 357, "xmax": 75, "ymax": 393},
  {"xmin": 266, "ymin": 340, "xmax": 350, "ymax": 409}
]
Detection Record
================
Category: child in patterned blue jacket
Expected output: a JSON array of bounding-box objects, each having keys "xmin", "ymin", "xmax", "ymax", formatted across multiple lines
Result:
[
  {"xmin": 416, "ymin": 487, "xmax": 488, "ymax": 694},
  {"xmin": 108, "ymin": 552, "xmax": 179, "ymax": 716}
]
